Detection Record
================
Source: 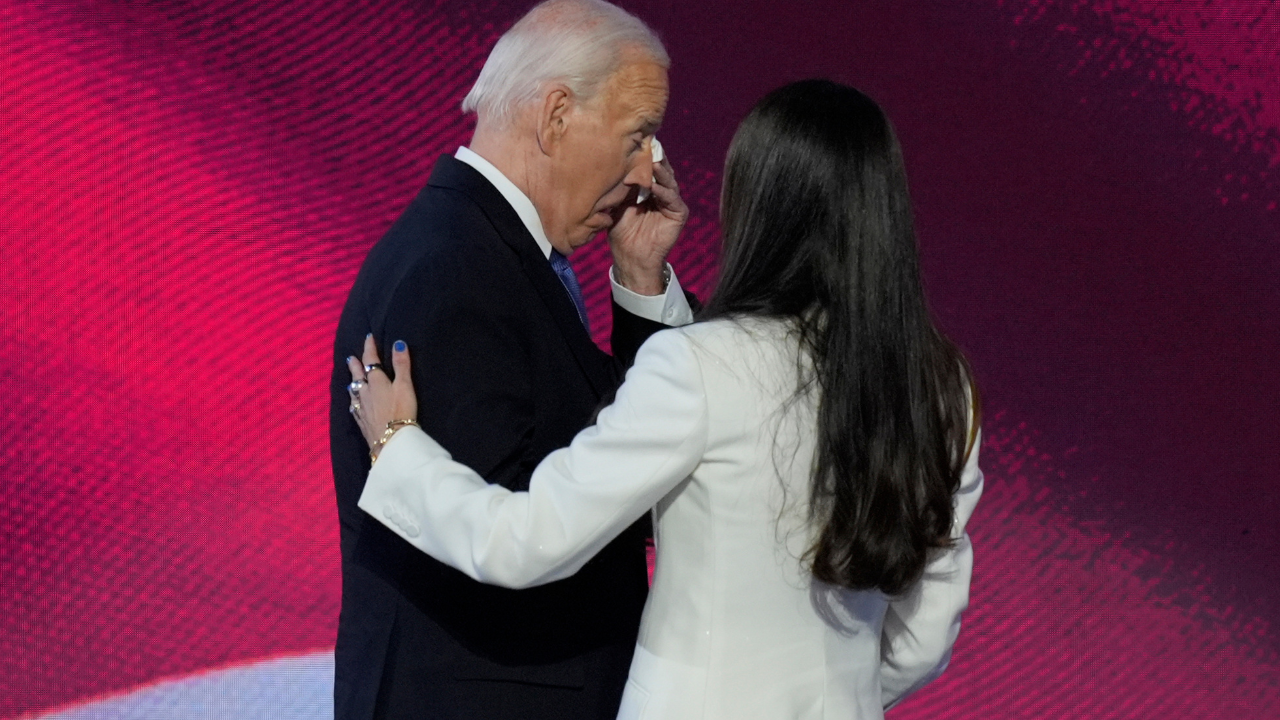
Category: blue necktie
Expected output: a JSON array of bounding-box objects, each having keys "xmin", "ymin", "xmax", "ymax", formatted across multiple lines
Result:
[{"xmin": 549, "ymin": 249, "xmax": 590, "ymax": 333}]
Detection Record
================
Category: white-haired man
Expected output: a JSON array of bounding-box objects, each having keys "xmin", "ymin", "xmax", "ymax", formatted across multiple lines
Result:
[{"xmin": 329, "ymin": 2, "xmax": 693, "ymax": 718}]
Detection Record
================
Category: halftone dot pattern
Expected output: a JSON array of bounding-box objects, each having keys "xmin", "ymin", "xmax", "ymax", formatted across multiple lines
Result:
[
  {"xmin": 1, "ymin": 0, "xmax": 505, "ymax": 711},
  {"xmin": 2, "ymin": 0, "xmax": 1278, "ymax": 718},
  {"xmin": 39, "ymin": 654, "xmax": 333, "ymax": 720},
  {"xmin": 893, "ymin": 413, "xmax": 1280, "ymax": 718},
  {"xmin": 990, "ymin": 0, "xmax": 1280, "ymax": 209}
]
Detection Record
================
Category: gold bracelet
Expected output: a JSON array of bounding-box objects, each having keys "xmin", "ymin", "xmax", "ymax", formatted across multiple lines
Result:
[{"xmin": 370, "ymin": 418, "xmax": 420, "ymax": 464}]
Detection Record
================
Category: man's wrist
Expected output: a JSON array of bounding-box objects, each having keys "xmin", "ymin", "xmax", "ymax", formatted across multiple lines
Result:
[
  {"xmin": 612, "ymin": 263, "xmax": 669, "ymax": 296},
  {"xmin": 611, "ymin": 263, "xmax": 692, "ymax": 326}
]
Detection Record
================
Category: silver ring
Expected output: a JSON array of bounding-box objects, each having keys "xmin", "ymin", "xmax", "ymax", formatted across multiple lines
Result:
[
  {"xmin": 349, "ymin": 402, "xmax": 362, "ymax": 415},
  {"xmin": 364, "ymin": 363, "xmax": 383, "ymax": 375},
  {"xmin": 348, "ymin": 379, "xmax": 367, "ymax": 394}
]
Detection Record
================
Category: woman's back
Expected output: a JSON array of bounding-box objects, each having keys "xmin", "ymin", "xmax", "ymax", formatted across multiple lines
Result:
[
  {"xmin": 621, "ymin": 318, "xmax": 981, "ymax": 720},
  {"xmin": 628, "ymin": 318, "xmax": 879, "ymax": 719}
]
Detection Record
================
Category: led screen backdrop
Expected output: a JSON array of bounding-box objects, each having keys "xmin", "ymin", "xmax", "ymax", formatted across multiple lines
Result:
[{"xmin": 2, "ymin": 0, "xmax": 1278, "ymax": 717}]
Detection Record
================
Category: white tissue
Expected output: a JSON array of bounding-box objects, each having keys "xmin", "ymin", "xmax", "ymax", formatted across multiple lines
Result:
[{"xmin": 636, "ymin": 138, "xmax": 664, "ymax": 204}]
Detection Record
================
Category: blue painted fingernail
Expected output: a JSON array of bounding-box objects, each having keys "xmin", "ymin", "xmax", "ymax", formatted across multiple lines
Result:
[
  {"xmin": 346, "ymin": 356, "xmax": 355, "ymax": 364},
  {"xmin": 366, "ymin": 333, "xmax": 373, "ymax": 339},
  {"xmin": 394, "ymin": 340, "xmax": 406, "ymax": 353}
]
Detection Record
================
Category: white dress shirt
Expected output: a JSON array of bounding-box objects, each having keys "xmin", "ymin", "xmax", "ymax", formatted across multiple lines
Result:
[
  {"xmin": 359, "ymin": 317, "xmax": 983, "ymax": 719},
  {"xmin": 455, "ymin": 146, "xmax": 694, "ymax": 326}
]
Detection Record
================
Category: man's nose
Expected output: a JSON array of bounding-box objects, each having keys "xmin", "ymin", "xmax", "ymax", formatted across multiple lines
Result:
[{"xmin": 625, "ymin": 149, "xmax": 654, "ymax": 190}]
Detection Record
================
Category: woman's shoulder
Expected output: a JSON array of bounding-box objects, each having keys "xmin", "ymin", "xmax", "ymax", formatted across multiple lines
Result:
[
  {"xmin": 642, "ymin": 316, "xmax": 800, "ymax": 383},
  {"xmin": 666, "ymin": 315, "xmax": 796, "ymax": 347}
]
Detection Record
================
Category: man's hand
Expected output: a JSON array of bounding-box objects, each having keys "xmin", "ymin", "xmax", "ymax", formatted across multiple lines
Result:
[{"xmin": 608, "ymin": 155, "xmax": 688, "ymax": 295}]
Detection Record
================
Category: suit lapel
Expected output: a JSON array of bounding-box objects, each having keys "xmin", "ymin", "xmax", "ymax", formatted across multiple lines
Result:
[{"xmin": 427, "ymin": 156, "xmax": 613, "ymax": 397}]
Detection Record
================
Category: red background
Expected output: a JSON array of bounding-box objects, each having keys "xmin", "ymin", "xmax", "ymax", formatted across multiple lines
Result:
[{"xmin": 2, "ymin": 0, "xmax": 1278, "ymax": 716}]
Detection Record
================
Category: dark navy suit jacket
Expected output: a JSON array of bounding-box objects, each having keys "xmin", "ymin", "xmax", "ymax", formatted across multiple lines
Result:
[{"xmin": 330, "ymin": 155, "xmax": 676, "ymax": 720}]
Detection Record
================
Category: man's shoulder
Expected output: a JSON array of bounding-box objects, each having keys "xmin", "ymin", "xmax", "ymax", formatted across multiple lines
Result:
[
  {"xmin": 392, "ymin": 155, "xmax": 519, "ymax": 251},
  {"xmin": 389, "ymin": 182, "xmax": 502, "ymax": 249},
  {"xmin": 369, "ymin": 183, "xmax": 520, "ymax": 286}
]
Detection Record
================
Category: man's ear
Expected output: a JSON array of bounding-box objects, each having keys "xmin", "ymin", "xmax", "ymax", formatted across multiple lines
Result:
[{"xmin": 535, "ymin": 85, "xmax": 573, "ymax": 157}]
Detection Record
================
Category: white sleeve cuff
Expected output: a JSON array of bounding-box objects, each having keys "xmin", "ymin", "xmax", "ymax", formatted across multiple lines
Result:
[{"xmin": 610, "ymin": 264, "xmax": 695, "ymax": 327}]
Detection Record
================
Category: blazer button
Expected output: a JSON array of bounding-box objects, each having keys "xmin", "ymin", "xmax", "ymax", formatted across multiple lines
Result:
[
  {"xmin": 404, "ymin": 523, "xmax": 420, "ymax": 538},
  {"xmin": 383, "ymin": 505, "xmax": 393, "ymax": 520}
]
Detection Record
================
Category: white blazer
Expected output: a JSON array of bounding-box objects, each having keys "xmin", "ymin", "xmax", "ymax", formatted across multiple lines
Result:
[{"xmin": 358, "ymin": 317, "xmax": 984, "ymax": 719}]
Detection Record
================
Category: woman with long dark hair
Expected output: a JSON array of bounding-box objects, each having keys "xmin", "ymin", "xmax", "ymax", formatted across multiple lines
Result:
[{"xmin": 345, "ymin": 79, "xmax": 982, "ymax": 719}]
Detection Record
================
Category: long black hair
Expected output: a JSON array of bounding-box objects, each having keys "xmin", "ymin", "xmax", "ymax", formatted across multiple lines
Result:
[{"xmin": 702, "ymin": 79, "xmax": 978, "ymax": 596}]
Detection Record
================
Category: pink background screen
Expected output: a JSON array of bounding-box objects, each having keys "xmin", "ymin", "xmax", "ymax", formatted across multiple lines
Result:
[{"xmin": 2, "ymin": 0, "xmax": 1278, "ymax": 717}]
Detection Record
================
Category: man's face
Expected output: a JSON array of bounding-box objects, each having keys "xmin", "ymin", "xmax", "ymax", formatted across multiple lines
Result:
[{"xmin": 542, "ymin": 58, "xmax": 668, "ymax": 253}]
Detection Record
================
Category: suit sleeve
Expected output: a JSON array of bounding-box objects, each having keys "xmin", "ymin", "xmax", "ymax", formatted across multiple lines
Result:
[
  {"xmin": 378, "ymin": 246, "xmax": 535, "ymax": 489},
  {"xmin": 357, "ymin": 328, "xmax": 708, "ymax": 588},
  {"xmin": 880, "ymin": 427, "xmax": 985, "ymax": 708},
  {"xmin": 610, "ymin": 287, "xmax": 701, "ymax": 369}
]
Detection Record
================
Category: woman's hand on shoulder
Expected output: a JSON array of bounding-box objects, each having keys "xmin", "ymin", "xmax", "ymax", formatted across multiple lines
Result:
[{"xmin": 346, "ymin": 335, "xmax": 418, "ymax": 457}]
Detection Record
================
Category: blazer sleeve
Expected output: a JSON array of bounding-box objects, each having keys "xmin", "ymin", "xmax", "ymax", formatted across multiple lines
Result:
[
  {"xmin": 375, "ymin": 238, "xmax": 541, "ymax": 491},
  {"xmin": 880, "ymin": 427, "xmax": 985, "ymax": 709},
  {"xmin": 357, "ymin": 328, "xmax": 709, "ymax": 589}
]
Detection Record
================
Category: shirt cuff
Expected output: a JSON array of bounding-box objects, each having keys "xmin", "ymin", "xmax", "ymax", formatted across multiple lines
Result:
[{"xmin": 610, "ymin": 264, "xmax": 695, "ymax": 327}]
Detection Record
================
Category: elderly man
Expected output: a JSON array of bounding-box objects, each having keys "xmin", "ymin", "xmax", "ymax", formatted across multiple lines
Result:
[{"xmin": 328, "ymin": 1, "xmax": 692, "ymax": 718}]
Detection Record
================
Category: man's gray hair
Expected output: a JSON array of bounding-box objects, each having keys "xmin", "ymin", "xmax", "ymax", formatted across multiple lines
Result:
[{"xmin": 461, "ymin": 0, "xmax": 669, "ymax": 127}]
